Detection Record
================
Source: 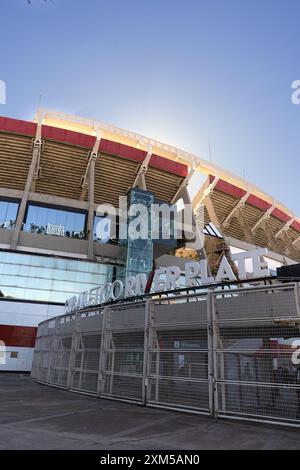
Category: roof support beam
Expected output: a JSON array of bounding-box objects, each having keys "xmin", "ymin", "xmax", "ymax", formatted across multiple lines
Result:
[
  {"xmin": 281, "ymin": 230, "xmax": 300, "ymax": 260},
  {"xmin": 87, "ymin": 156, "xmax": 96, "ymax": 260},
  {"xmin": 222, "ymin": 192, "xmax": 250, "ymax": 229},
  {"xmin": 274, "ymin": 217, "xmax": 294, "ymax": 239},
  {"xmin": 171, "ymin": 167, "xmax": 195, "ymax": 204},
  {"xmin": 171, "ymin": 169, "xmax": 217, "ymax": 266},
  {"xmin": 202, "ymin": 194, "xmax": 222, "ymax": 232},
  {"xmin": 261, "ymin": 219, "xmax": 281, "ymax": 254},
  {"xmin": 235, "ymin": 207, "xmax": 256, "ymax": 244},
  {"xmin": 251, "ymin": 204, "xmax": 276, "ymax": 233},
  {"xmin": 176, "ymin": 184, "xmax": 209, "ymax": 264},
  {"xmin": 10, "ymin": 122, "xmax": 43, "ymax": 250},
  {"xmin": 80, "ymin": 131, "xmax": 101, "ymax": 200},
  {"xmin": 85, "ymin": 131, "xmax": 101, "ymax": 260},
  {"xmin": 132, "ymin": 145, "xmax": 152, "ymax": 190},
  {"xmin": 193, "ymin": 176, "xmax": 220, "ymax": 210},
  {"xmin": 293, "ymin": 234, "xmax": 300, "ymax": 247}
]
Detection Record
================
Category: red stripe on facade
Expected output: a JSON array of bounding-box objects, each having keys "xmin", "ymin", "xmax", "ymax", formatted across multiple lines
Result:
[
  {"xmin": 215, "ymin": 179, "xmax": 247, "ymax": 199},
  {"xmin": 271, "ymin": 208, "xmax": 291, "ymax": 224},
  {"xmin": 0, "ymin": 116, "xmax": 188, "ymax": 178},
  {"xmin": 246, "ymin": 194, "xmax": 272, "ymax": 212},
  {"xmin": 0, "ymin": 116, "xmax": 36, "ymax": 136},
  {"xmin": 291, "ymin": 220, "xmax": 300, "ymax": 232},
  {"xmin": 0, "ymin": 325, "xmax": 37, "ymax": 348},
  {"xmin": 99, "ymin": 140, "xmax": 188, "ymax": 177},
  {"xmin": 150, "ymin": 154, "xmax": 188, "ymax": 177},
  {"xmin": 210, "ymin": 175, "xmax": 299, "ymax": 228},
  {"xmin": 42, "ymin": 125, "xmax": 96, "ymax": 148},
  {"xmin": 100, "ymin": 139, "xmax": 146, "ymax": 163}
]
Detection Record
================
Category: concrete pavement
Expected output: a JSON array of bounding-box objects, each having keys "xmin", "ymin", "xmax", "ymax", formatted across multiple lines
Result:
[{"xmin": 0, "ymin": 373, "xmax": 299, "ymax": 450}]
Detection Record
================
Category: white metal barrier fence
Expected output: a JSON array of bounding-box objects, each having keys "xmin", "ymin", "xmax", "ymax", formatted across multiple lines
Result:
[{"xmin": 31, "ymin": 283, "xmax": 300, "ymax": 426}]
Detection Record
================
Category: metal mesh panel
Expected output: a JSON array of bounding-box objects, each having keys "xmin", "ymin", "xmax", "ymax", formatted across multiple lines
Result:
[
  {"xmin": 216, "ymin": 382, "xmax": 300, "ymax": 424},
  {"xmin": 147, "ymin": 295, "xmax": 210, "ymax": 412},
  {"xmin": 68, "ymin": 309, "xmax": 103, "ymax": 394},
  {"xmin": 99, "ymin": 305, "xmax": 145, "ymax": 402},
  {"xmin": 70, "ymin": 333, "xmax": 101, "ymax": 394},
  {"xmin": 49, "ymin": 335, "xmax": 72, "ymax": 387},
  {"xmin": 213, "ymin": 284, "xmax": 300, "ymax": 425},
  {"xmin": 31, "ymin": 320, "xmax": 56, "ymax": 382},
  {"xmin": 31, "ymin": 283, "xmax": 300, "ymax": 427}
]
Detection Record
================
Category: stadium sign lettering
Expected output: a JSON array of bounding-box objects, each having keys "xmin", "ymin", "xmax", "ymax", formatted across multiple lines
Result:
[
  {"xmin": 46, "ymin": 223, "xmax": 65, "ymax": 236},
  {"xmin": 65, "ymin": 248, "xmax": 270, "ymax": 313}
]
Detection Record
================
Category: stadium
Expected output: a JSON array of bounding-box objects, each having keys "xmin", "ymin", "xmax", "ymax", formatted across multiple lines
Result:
[{"xmin": 0, "ymin": 108, "xmax": 299, "ymax": 372}]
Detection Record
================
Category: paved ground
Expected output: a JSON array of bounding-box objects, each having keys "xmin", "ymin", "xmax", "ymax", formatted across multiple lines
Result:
[{"xmin": 0, "ymin": 373, "xmax": 300, "ymax": 450}]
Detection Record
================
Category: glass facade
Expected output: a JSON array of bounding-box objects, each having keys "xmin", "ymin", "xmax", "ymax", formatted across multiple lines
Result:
[
  {"xmin": 23, "ymin": 204, "xmax": 87, "ymax": 239},
  {"xmin": 124, "ymin": 189, "xmax": 154, "ymax": 279},
  {"xmin": 0, "ymin": 251, "xmax": 118, "ymax": 303},
  {"xmin": 0, "ymin": 200, "xmax": 19, "ymax": 230}
]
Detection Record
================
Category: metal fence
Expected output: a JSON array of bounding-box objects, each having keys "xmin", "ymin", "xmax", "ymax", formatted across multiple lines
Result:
[{"xmin": 31, "ymin": 282, "xmax": 300, "ymax": 426}]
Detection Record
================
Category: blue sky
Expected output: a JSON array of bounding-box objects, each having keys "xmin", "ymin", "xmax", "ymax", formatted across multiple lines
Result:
[{"xmin": 0, "ymin": 0, "xmax": 299, "ymax": 212}]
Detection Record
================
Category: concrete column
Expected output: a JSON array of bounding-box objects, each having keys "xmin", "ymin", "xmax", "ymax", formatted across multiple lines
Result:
[
  {"xmin": 87, "ymin": 158, "xmax": 95, "ymax": 260},
  {"xmin": 10, "ymin": 138, "xmax": 42, "ymax": 250},
  {"xmin": 132, "ymin": 146, "xmax": 152, "ymax": 190},
  {"xmin": 179, "ymin": 186, "xmax": 208, "ymax": 262}
]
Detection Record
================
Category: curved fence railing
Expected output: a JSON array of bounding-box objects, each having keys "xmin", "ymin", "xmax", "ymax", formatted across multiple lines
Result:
[{"xmin": 31, "ymin": 283, "xmax": 300, "ymax": 426}]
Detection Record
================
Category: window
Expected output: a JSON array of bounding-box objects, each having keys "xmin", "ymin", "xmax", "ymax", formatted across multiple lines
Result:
[
  {"xmin": 0, "ymin": 200, "xmax": 19, "ymax": 230},
  {"xmin": 0, "ymin": 251, "xmax": 123, "ymax": 303},
  {"xmin": 23, "ymin": 204, "xmax": 87, "ymax": 239}
]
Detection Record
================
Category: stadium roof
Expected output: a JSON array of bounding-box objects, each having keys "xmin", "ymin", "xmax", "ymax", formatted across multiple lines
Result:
[{"xmin": 0, "ymin": 109, "xmax": 298, "ymax": 262}]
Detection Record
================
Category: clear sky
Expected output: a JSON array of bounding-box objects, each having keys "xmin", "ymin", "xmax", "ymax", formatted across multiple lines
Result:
[{"xmin": 0, "ymin": 0, "xmax": 299, "ymax": 213}]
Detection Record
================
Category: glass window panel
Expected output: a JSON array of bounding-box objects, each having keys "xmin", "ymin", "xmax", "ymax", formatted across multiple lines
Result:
[
  {"xmin": 0, "ymin": 200, "xmax": 19, "ymax": 229},
  {"xmin": 0, "ymin": 251, "xmax": 116, "ymax": 303},
  {"xmin": 65, "ymin": 211, "xmax": 74, "ymax": 235},
  {"xmin": 38, "ymin": 206, "xmax": 48, "ymax": 231},
  {"xmin": 0, "ymin": 201, "xmax": 7, "ymax": 223},
  {"xmin": 46, "ymin": 208, "xmax": 56, "ymax": 225},
  {"xmin": 6, "ymin": 203, "xmax": 17, "ymax": 222},
  {"xmin": 54, "ymin": 208, "xmax": 65, "ymax": 227},
  {"xmin": 23, "ymin": 204, "xmax": 86, "ymax": 238}
]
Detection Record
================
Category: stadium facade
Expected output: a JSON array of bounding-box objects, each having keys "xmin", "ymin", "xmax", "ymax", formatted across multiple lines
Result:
[{"xmin": 0, "ymin": 108, "xmax": 299, "ymax": 371}]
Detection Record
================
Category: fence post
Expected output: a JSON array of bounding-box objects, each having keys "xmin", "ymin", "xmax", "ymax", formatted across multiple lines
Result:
[
  {"xmin": 97, "ymin": 308, "xmax": 105, "ymax": 396},
  {"xmin": 46, "ymin": 318, "xmax": 57, "ymax": 384},
  {"xmin": 67, "ymin": 311, "xmax": 80, "ymax": 390},
  {"xmin": 294, "ymin": 282, "xmax": 300, "ymax": 318},
  {"xmin": 97, "ymin": 307, "xmax": 113, "ymax": 396},
  {"xmin": 207, "ymin": 290, "xmax": 215, "ymax": 417},
  {"xmin": 142, "ymin": 299, "xmax": 152, "ymax": 406}
]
